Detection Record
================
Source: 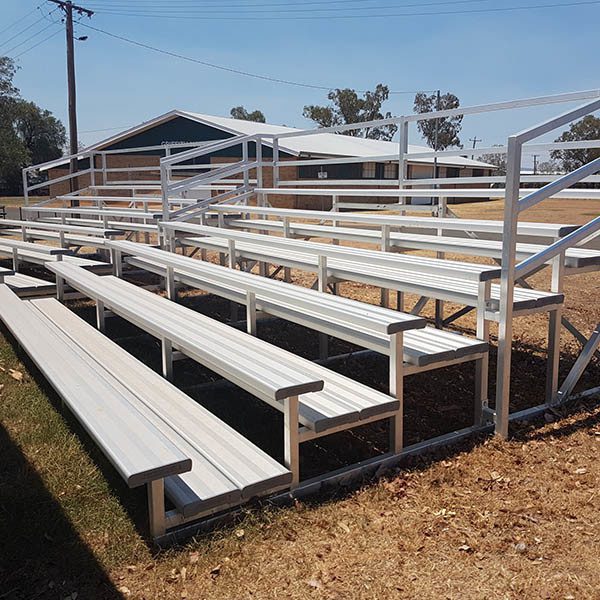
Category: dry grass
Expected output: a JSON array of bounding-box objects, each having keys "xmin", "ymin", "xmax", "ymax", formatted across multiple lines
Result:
[{"xmin": 0, "ymin": 199, "xmax": 598, "ymax": 599}]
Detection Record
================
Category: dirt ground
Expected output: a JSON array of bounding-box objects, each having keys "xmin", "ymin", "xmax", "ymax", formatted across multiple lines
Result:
[{"xmin": 0, "ymin": 199, "xmax": 598, "ymax": 599}]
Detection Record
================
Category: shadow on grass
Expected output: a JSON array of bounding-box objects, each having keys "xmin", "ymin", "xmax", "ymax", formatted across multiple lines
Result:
[{"xmin": 0, "ymin": 421, "xmax": 122, "ymax": 599}]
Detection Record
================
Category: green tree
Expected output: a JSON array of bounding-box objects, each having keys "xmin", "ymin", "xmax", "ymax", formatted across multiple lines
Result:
[
  {"xmin": 413, "ymin": 91, "xmax": 462, "ymax": 150},
  {"xmin": 0, "ymin": 56, "xmax": 65, "ymax": 194},
  {"xmin": 303, "ymin": 84, "xmax": 398, "ymax": 141},
  {"xmin": 551, "ymin": 116, "xmax": 600, "ymax": 172},
  {"xmin": 14, "ymin": 100, "xmax": 66, "ymax": 165},
  {"xmin": 230, "ymin": 106, "xmax": 266, "ymax": 123}
]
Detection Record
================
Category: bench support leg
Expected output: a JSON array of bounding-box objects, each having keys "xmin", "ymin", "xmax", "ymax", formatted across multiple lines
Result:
[
  {"xmin": 161, "ymin": 338, "xmax": 174, "ymax": 381},
  {"xmin": 389, "ymin": 332, "xmax": 404, "ymax": 454},
  {"xmin": 396, "ymin": 291, "xmax": 404, "ymax": 312},
  {"xmin": 147, "ymin": 479, "xmax": 166, "ymax": 539},
  {"xmin": 246, "ymin": 291, "xmax": 257, "ymax": 335},
  {"xmin": 56, "ymin": 276, "xmax": 65, "ymax": 302},
  {"xmin": 96, "ymin": 300, "xmax": 106, "ymax": 333},
  {"xmin": 283, "ymin": 395, "xmax": 300, "ymax": 488},
  {"xmin": 165, "ymin": 266, "xmax": 177, "ymax": 301},
  {"xmin": 475, "ymin": 282, "xmax": 491, "ymax": 425}
]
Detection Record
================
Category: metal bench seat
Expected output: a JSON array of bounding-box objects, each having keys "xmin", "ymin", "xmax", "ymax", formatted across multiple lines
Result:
[
  {"xmin": 2, "ymin": 228, "xmax": 111, "ymax": 249},
  {"xmin": 0, "ymin": 285, "xmax": 192, "ymax": 491},
  {"xmin": 31, "ymin": 297, "xmax": 293, "ymax": 521},
  {"xmin": 229, "ymin": 219, "xmax": 600, "ymax": 271},
  {"xmin": 0, "ymin": 238, "xmax": 106, "ymax": 269},
  {"xmin": 3, "ymin": 272, "xmax": 55, "ymax": 297},
  {"xmin": 118, "ymin": 246, "xmax": 487, "ymax": 370},
  {"xmin": 181, "ymin": 236, "xmax": 563, "ymax": 315},
  {"xmin": 47, "ymin": 263, "xmax": 401, "ymax": 436}
]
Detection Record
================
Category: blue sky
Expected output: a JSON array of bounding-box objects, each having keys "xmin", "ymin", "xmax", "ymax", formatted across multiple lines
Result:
[{"xmin": 2, "ymin": 0, "xmax": 599, "ymax": 166}]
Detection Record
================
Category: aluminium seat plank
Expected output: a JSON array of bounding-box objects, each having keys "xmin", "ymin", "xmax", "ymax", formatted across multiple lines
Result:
[
  {"xmin": 0, "ymin": 284, "xmax": 191, "ymax": 488},
  {"xmin": 32, "ymin": 298, "xmax": 292, "ymax": 514},
  {"xmin": 47, "ymin": 263, "xmax": 399, "ymax": 434},
  {"xmin": 181, "ymin": 236, "xmax": 563, "ymax": 313}
]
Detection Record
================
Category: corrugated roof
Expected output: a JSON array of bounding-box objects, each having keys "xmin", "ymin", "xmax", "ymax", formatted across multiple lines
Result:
[
  {"xmin": 48, "ymin": 109, "xmax": 495, "ymax": 170},
  {"xmin": 181, "ymin": 111, "xmax": 495, "ymax": 168}
]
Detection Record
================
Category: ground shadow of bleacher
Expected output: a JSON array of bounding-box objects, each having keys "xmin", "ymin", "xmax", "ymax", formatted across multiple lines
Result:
[{"xmin": 0, "ymin": 421, "xmax": 122, "ymax": 599}]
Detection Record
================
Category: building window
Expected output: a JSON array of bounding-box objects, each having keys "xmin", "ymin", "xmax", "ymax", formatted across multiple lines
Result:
[
  {"xmin": 383, "ymin": 163, "xmax": 397, "ymax": 179},
  {"xmin": 472, "ymin": 168, "xmax": 484, "ymax": 177},
  {"xmin": 446, "ymin": 167, "xmax": 461, "ymax": 178},
  {"xmin": 362, "ymin": 162, "xmax": 376, "ymax": 178}
]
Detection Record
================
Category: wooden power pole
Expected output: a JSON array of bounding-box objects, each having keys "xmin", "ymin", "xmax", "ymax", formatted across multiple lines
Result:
[{"xmin": 48, "ymin": 1, "xmax": 93, "ymax": 194}]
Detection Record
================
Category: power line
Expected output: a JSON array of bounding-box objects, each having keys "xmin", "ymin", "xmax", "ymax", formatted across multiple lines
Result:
[
  {"xmin": 2, "ymin": 21, "xmax": 62, "ymax": 56},
  {"xmin": 11, "ymin": 28, "xmax": 64, "ymax": 59},
  {"xmin": 78, "ymin": 22, "xmax": 434, "ymax": 94},
  {"xmin": 0, "ymin": 15, "xmax": 49, "ymax": 49},
  {"xmin": 80, "ymin": 0, "xmax": 490, "ymax": 13},
  {"xmin": 81, "ymin": 0, "xmax": 600, "ymax": 19},
  {"xmin": 0, "ymin": 6, "xmax": 41, "ymax": 37}
]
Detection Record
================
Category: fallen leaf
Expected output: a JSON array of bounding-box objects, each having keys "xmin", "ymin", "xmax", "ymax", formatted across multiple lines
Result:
[
  {"xmin": 235, "ymin": 528, "xmax": 245, "ymax": 539},
  {"xmin": 9, "ymin": 369, "xmax": 23, "ymax": 382},
  {"xmin": 189, "ymin": 551, "xmax": 199, "ymax": 564},
  {"xmin": 210, "ymin": 564, "xmax": 221, "ymax": 578},
  {"xmin": 307, "ymin": 578, "xmax": 323, "ymax": 589},
  {"xmin": 337, "ymin": 521, "xmax": 350, "ymax": 534},
  {"xmin": 118, "ymin": 587, "xmax": 130, "ymax": 596}
]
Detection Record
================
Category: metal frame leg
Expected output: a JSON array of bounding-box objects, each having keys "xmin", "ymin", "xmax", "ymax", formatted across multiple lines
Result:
[
  {"xmin": 283, "ymin": 395, "xmax": 300, "ymax": 487},
  {"xmin": 96, "ymin": 300, "xmax": 106, "ymax": 333},
  {"xmin": 147, "ymin": 479, "xmax": 166, "ymax": 538},
  {"xmin": 161, "ymin": 338, "xmax": 173, "ymax": 381},
  {"xmin": 475, "ymin": 281, "xmax": 491, "ymax": 425},
  {"xmin": 388, "ymin": 332, "xmax": 404, "ymax": 454}
]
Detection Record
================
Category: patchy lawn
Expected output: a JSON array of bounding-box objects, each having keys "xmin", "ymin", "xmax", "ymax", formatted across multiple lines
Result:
[{"xmin": 0, "ymin": 199, "xmax": 598, "ymax": 599}]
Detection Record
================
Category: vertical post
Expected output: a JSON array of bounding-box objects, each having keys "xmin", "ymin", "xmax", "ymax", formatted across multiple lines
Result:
[
  {"xmin": 398, "ymin": 117, "xmax": 409, "ymax": 209},
  {"xmin": 282, "ymin": 217, "xmax": 292, "ymax": 282},
  {"xmin": 494, "ymin": 135, "xmax": 522, "ymax": 438},
  {"xmin": 65, "ymin": 1, "xmax": 79, "ymax": 197},
  {"xmin": 90, "ymin": 152, "xmax": 96, "ymax": 187},
  {"xmin": 256, "ymin": 136, "xmax": 263, "ymax": 206},
  {"xmin": 110, "ymin": 248, "xmax": 123, "ymax": 277},
  {"xmin": 388, "ymin": 332, "xmax": 404, "ymax": 454},
  {"xmin": 380, "ymin": 224, "xmax": 390, "ymax": 308},
  {"xmin": 242, "ymin": 140, "xmax": 249, "ymax": 190},
  {"xmin": 56, "ymin": 276, "xmax": 65, "ymax": 302},
  {"xmin": 246, "ymin": 291, "xmax": 257, "ymax": 335},
  {"xmin": 12, "ymin": 248, "xmax": 19, "ymax": 273},
  {"xmin": 165, "ymin": 265, "xmax": 176, "ymax": 301},
  {"xmin": 228, "ymin": 239, "xmax": 236, "ymax": 269},
  {"xmin": 161, "ymin": 338, "xmax": 173, "ymax": 381},
  {"xmin": 546, "ymin": 251, "xmax": 565, "ymax": 403},
  {"xmin": 95, "ymin": 299, "xmax": 106, "ymax": 332},
  {"xmin": 283, "ymin": 395, "xmax": 300, "ymax": 487},
  {"xmin": 147, "ymin": 479, "xmax": 166, "ymax": 539},
  {"xmin": 101, "ymin": 152, "xmax": 107, "ymax": 185},
  {"xmin": 317, "ymin": 255, "xmax": 329, "ymax": 359},
  {"xmin": 22, "ymin": 169, "xmax": 29, "ymax": 206},
  {"xmin": 474, "ymin": 280, "xmax": 491, "ymax": 425},
  {"xmin": 160, "ymin": 162, "xmax": 170, "ymax": 225},
  {"xmin": 272, "ymin": 138, "xmax": 280, "ymax": 190}
]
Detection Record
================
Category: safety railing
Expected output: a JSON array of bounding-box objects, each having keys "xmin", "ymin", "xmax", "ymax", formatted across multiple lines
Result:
[{"xmin": 159, "ymin": 133, "xmax": 267, "ymax": 220}]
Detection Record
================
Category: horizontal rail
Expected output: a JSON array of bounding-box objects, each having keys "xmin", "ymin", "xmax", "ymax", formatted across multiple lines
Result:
[
  {"xmin": 168, "ymin": 161, "xmax": 257, "ymax": 194},
  {"xmin": 518, "ymin": 156, "xmax": 600, "ymax": 212},
  {"xmin": 26, "ymin": 168, "xmax": 93, "ymax": 193},
  {"xmin": 514, "ymin": 216, "xmax": 600, "ymax": 280},
  {"xmin": 273, "ymin": 90, "xmax": 600, "ymax": 140},
  {"xmin": 161, "ymin": 134, "xmax": 259, "ymax": 167}
]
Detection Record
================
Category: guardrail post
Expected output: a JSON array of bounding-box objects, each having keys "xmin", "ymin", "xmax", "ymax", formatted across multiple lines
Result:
[
  {"xmin": 242, "ymin": 140, "xmax": 250, "ymax": 190},
  {"xmin": 272, "ymin": 138, "xmax": 280, "ymax": 190},
  {"xmin": 546, "ymin": 251, "xmax": 565, "ymax": 403},
  {"xmin": 317, "ymin": 256, "xmax": 329, "ymax": 359},
  {"xmin": 22, "ymin": 169, "xmax": 29, "ymax": 206},
  {"xmin": 495, "ymin": 135, "xmax": 522, "ymax": 438},
  {"xmin": 398, "ymin": 117, "xmax": 408, "ymax": 189},
  {"xmin": 101, "ymin": 153, "xmax": 107, "ymax": 185},
  {"xmin": 255, "ymin": 136, "xmax": 263, "ymax": 202},
  {"xmin": 160, "ymin": 162, "xmax": 170, "ymax": 223},
  {"xmin": 12, "ymin": 248, "xmax": 19, "ymax": 273}
]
